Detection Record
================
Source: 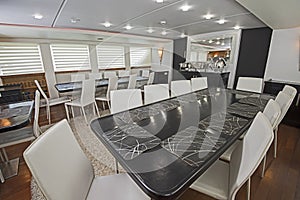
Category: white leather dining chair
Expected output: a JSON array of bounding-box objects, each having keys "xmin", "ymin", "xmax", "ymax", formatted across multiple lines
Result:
[
  {"xmin": 282, "ymin": 85, "xmax": 297, "ymax": 98},
  {"xmin": 171, "ymin": 80, "xmax": 192, "ymax": 97},
  {"xmin": 96, "ymin": 76, "xmax": 118, "ymax": 111},
  {"xmin": 118, "ymin": 70, "xmax": 130, "ymax": 77},
  {"xmin": 23, "ymin": 119, "xmax": 150, "ymax": 200},
  {"xmin": 191, "ymin": 112, "xmax": 274, "ymax": 200},
  {"xmin": 236, "ymin": 77, "xmax": 263, "ymax": 93},
  {"xmin": 65, "ymin": 79, "xmax": 100, "ymax": 124},
  {"xmin": 103, "ymin": 71, "xmax": 117, "ymax": 79},
  {"xmin": 0, "ymin": 90, "xmax": 41, "ymax": 183},
  {"xmin": 71, "ymin": 73, "xmax": 86, "ymax": 82},
  {"xmin": 88, "ymin": 72, "xmax": 102, "ymax": 80},
  {"xmin": 110, "ymin": 89, "xmax": 143, "ymax": 114},
  {"xmin": 147, "ymin": 72, "xmax": 155, "ymax": 85},
  {"xmin": 141, "ymin": 69, "xmax": 150, "ymax": 78},
  {"xmin": 34, "ymin": 80, "xmax": 70, "ymax": 124},
  {"xmin": 191, "ymin": 77, "xmax": 208, "ymax": 91},
  {"xmin": 144, "ymin": 84, "xmax": 169, "ymax": 104},
  {"xmin": 127, "ymin": 74, "xmax": 137, "ymax": 89}
]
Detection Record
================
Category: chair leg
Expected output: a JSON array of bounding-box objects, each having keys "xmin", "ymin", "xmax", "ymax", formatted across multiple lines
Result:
[
  {"xmin": 94, "ymin": 102, "xmax": 100, "ymax": 117},
  {"xmin": 247, "ymin": 177, "xmax": 251, "ymax": 200},
  {"xmin": 0, "ymin": 169, "xmax": 4, "ymax": 183},
  {"xmin": 71, "ymin": 107, "xmax": 75, "ymax": 118},
  {"xmin": 102, "ymin": 101, "xmax": 105, "ymax": 110},
  {"xmin": 261, "ymin": 155, "xmax": 266, "ymax": 178},
  {"xmin": 81, "ymin": 106, "xmax": 88, "ymax": 125},
  {"xmin": 47, "ymin": 105, "xmax": 51, "ymax": 125},
  {"xmin": 64, "ymin": 104, "xmax": 70, "ymax": 121},
  {"xmin": 115, "ymin": 158, "xmax": 119, "ymax": 174},
  {"xmin": 274, "ymin": 127, "xmax": 278, "ymax": 158}
]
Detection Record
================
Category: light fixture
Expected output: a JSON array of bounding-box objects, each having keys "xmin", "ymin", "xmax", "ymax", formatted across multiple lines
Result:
[
  {"xmin": 147, "ymin": 28, "xmax": 154, "ymax": 33},
  {"xmin": 155, "ymin": 0, "xmax": 164, "ymax": 3},
  {"xmin": 180, "ymin": 33, "xmax": 187, "ymax": 38},
  {"xmin": 161, "ymin": 30, "xmax": 168, "ymax": 35},
  {"xmin": 180, "ymin": 4, "xmax": 192, "ymax": 12},
  {"xmin": 70, "ymin": 17, "xmax": 80, "ymax": 23},
  {"xmin": 160, "ymin": 20, "xmax": 167, "ymax": 25},
  {"xmin": 208, "ymin": 40, "xmax": 213, "ymax": 43},
  {"xmin": 124, "ymin": 25, "xmax": 133, "ymax": 30},
  {"xmin": 102, "ymin": 22, "xmax": 112, "ymax": 28},
  {"xmin": 221, "ymin": 42, "xmax": 225, "ymax": 46},
  {"xmin": 216, "ymin": 41, "xmax": 220, "ymax": 45},
  {"xmin": 234, "ymin": 25, "xmax": 241, "ymax": 30},
  {"xmin": 33, "ymin": 13, "xmax": 43, "ymax": 20},
  {"xmin": 202, "ymin": 40, "xmax": 206, "ymax": 42},
  {"xmin": 216, "ymin": 19, "xmax": 226, "ymax": 24},
  {"xmin": 203, "ymin": 13, "xmax": 214, "ymax": 20},
  {"xmin": 158, "ymin": 48, "xmax": 164, "ymax": 65}
]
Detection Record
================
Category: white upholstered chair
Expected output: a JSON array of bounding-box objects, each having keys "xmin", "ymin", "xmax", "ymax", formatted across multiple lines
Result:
[
  {"xmin": 23, "ymin": 119, "xmax": 150, "ymax": 200},
  {"xmin": 147, "ymin": 72, "xmax": 155, "ymax": 85},
  {"xmin": 96, "ymin": 76, "xmax": 118, "ymax": 111},
  {"xmin": 71, "ymin": 73, "xmax": 86, "ymax": 82},
  {"xmin": 34, "ymin": 80, "xmax": 70, "ymax": 124},
  {"xmin": 282, "ymin": 85, "xmax": 297, "ymax": 99},
  {"xmin": 65, "ymin": 79, "xmax": 99, "ymax": 124},
  {"xmin": 144, "ymin": 84, "xmax": 169, "ymax": 104},
  {"xmin": 110, "ymin": 89, "xmax": 143, "ymax": 114},
  {"xmin": 191, "ymin": 112, "xmax": 274, "ymax": 200},
  {"xmin": 236, "ymin": 77, "xmax": 263, "ymax": 93},
  {"xmin": 142, "ymin": 69, "xmax": 150, "ymax": 78},
  {"xmin": 0, "ymin": 90, "xmax": 41, "ymax": 183},
  {"xmin": 88, "ymin": 72, "xmax": 102, "ymax": 80},
  {"xmin": 191, "ymin": 77, "xmax": 208, "ymax": 91},
  {"xmin": 127, "ymin": 74, "xmax": 137, "ymax": 89},
  {"xmin": 103, "ymin": 71, "xmax": 117, "ymax": 79},
  {"xmin": 171, "ymin": 80, "xmax": 192, "ymax": 97},
  {"xmin": 118, "ymin": 70, "xmax": 130, "ymax": 77}
]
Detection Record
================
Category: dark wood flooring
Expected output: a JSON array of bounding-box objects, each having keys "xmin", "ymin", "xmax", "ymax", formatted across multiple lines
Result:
[{"xmin": 0, "ymin": 105, "xmax": 300, "ymax": 200}]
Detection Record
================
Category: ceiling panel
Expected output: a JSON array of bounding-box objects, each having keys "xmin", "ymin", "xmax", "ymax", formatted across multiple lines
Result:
[{"xmin": 0, "ymin": 0, "xmax": 64, "ymax": 26}]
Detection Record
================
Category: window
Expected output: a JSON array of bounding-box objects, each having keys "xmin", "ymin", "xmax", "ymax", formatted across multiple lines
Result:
[
  {"xmin": 96, "ymin": 45, "xmax": 125, "ymax": 69},
  {"xmin": 0, "ymin": 43, "xmax": 44, "ymax": 75},
  {"xmin": 129, "ymin": 47, "xmax": 151, "ymax": 67},
  {"xmin": 50, "ymin": 44, "xmax": 91, "ymax": 72}
]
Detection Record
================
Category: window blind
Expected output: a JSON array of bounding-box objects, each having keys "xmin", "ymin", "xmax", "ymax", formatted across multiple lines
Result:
[
  {"xmin": 96, "ymin": 45, "xmax": 125, "ymax": 69},
  {"xmin": 129, "ymin": 47, "xmax": 151, "ymax": 67},
  {"xmin": 50, "ymin": 44, "xmax": 91, "ymax": 72},
  {"xmin": 0, "ymin": 43, "xmax": 44, "ymax": 75}
]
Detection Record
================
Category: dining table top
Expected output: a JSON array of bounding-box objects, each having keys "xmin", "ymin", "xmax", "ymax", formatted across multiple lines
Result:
[
  {"xmin": 90, "ymin": 88, "xmax": 273, "ymax": 200},
  {"xmin": 55, "ymin": 76, "xmax": 148, "ymax": 93},
  {"xmin": 0, "ymin": 100, "xmax": 34, "ymax": 133}
]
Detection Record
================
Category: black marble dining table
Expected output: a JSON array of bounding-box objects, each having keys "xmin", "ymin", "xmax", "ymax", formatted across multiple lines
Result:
[
  {"xmin": 55, "ymin": 76, "xmax": 148, "ymax": 93},
  {"xmin": 90, "ymin": 88, "xmax": 273, "ymax": 200}
]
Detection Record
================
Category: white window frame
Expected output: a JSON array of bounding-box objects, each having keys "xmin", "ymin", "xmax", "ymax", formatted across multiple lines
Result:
[
  {"xmin": 96, "ymin": 45, "xmax": 125, "ymax": 69},
  {"xmin": 129, "ymin": 47, "xmax": 152, "ymax": 67}
]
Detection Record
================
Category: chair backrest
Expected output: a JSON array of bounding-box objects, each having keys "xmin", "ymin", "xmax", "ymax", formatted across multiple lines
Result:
[
  {"xmin": 80, "ymin": 79, "xmax": 96, "ymax": 106},
  {"xmin": 282, "ymin": 85, "xmax": 297, "ymax": 99},
  {"xmin": 23, "ymin": 119, "xmax": 94, "ymax": 200},
  {"xmin": 263, "ymin": 99, "xmax": 281, "ymax": 129},
  {"xmin": 171, "ymin": 80, "xmax": 192, "ymax": 97},
  {"xmin": 88, "ymin": 72, "xmax": 102, "ymax": 80},
  {"xmin": 147, "ymin": 72, "xmax": 155, "ymax": 85},
  {"xmin": 71, "ymin": 73, "xmax": 86, "ymax": 82},
  {"xmin": 142, "ymin": 69, "xmax": 150, "ymax": 78},
  {"xmin": 144, "ymin": 84, "xmax": 170, "ymax": 104},
  {"xmin": 127, "ymin": 74, "xmax": 137, "ymax": 89},
  {"xmin": 34, "ymin": 80, "xmax": 49, "ymax": 102},
  {"xmin": 229, "ymin": 112, "xmax": 273, "ymax": 199},
  {"xmin": 104, "ymin": 71, "xmax": 117, "ymax": 79},
  {"xmin": 118, "ymin": 70, "xmax": 130, "ymax": 77},
  {"xmin": 236, "ymin": 77, "xmax": 263, "ymax": 93},
  {"xmin": 110, "ymin": 89, "xmax": 143, "ymax": 114},
  {"xmin": 33, "ymin": 90, "xmax": 41, "ymax": 137},
  {"xmin": 106, "ymin": 76, "xmax": 118, "ymax": 99},
  {"xmin": 191, "ymin": 77, "xmax": 208, "ymax": 91},
  {"xmin": 275, "ymin": 91, "xmax": 293, "ymax": 126}
]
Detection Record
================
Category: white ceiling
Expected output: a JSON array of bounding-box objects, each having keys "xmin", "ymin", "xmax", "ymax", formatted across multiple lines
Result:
[{"xmin": 0, "ymin": 0, "xmax": 267, "ymax": 40}]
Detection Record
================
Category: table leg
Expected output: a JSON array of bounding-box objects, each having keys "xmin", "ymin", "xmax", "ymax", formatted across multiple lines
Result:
[{"xmin": 0, "ymin": 148, "xmax": 20, "ymax": 181}]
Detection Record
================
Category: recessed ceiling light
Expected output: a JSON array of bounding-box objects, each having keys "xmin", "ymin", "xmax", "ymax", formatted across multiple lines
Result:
[
  {"xmin": 70, "ymin": 17, "xmax": 80, "ymax": 23},
  {"xmin": 161, "ymin": 30, "xmax": 168, "ymax": 35},
  {"xmin": 216, "ymin": 41, "xmax": 220, "ymax": 45},
  {"xmin": 147, "ymin": 28, "xmax": 154, "ymax": 33},
  {"xmin": 234, "ymin": 25, "xmax": 241, "ymax": 30},
  {"xmin": 155, "ymin": 0, "xmax": 164, "ymax": 3},
  {"xmin": 216, "ymin": 19, "xmax": 226, "ymax": 24},
  {"xmin": 124, "ymin": 25, "xmax": 133, "ymax": 30},
  {"xmin": 208, "ymin": 40, "xmax": 213, "ymax": 43},
  {"xmin": 216, "ymin": 38, "xmax": 220, "ymax": 40},
  {"xmin": 221, "ymin": 42, "xmax": 225, "ymax": 46},
  {"xmin": 202, "ymin": 40, "xmax": 206, "ymax": 42},
  {"xmin": 102, "ymin": 22, "xmax": 112, "ymax": 28},
  {"xmin": 180, "ymin": 4, "xmax": 192, "ymax": 12},
  {"xmin": 160, "ymin": 20, "xmax": 167, "ymax": 25},
  {"xmin": 33, "ymin": 13, "xmax": 43, "ymax": 20},
  {"xmin": 180, "ymin": 33, "xmax": 187, "ymax": 38},
  {"xmin": 203, "ymin": 13, "xmax": 214, "ymax": 20}
]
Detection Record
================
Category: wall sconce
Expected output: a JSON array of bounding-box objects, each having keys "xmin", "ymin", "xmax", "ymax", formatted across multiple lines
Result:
[{"xmin": 158, "ymin": 48, "xmax": 164, "ymax": 65}]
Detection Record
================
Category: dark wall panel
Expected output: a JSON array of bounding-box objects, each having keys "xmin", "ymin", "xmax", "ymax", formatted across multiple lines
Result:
[
  {"xmin": 234, "ymin": 27, "xmax": 273, "ymax": 88},
  {"xmin": 172, "ymin": 38, "xmax": 187, "ymax": 80}
]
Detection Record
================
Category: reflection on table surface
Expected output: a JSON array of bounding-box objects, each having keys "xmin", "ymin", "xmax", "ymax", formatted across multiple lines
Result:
[{"xmin": 90, "ymin": 88, "xmax": 273, "ymax": 199}]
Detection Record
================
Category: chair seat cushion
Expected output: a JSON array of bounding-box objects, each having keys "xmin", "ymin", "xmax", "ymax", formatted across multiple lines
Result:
[
  {"xmin": 219, "ymin": 140, "xmax": 241, "ymax": 162},
  {"xmin": 0, "ymin": 127, "xmax": 34, "ymax": 148},
  {"xmin": 190, "ymin": 160, "xmax": 229, "ymax": 200},
  {"xmin": 87, "ymin": 173, "xmax": 150, "ymax": 200}
]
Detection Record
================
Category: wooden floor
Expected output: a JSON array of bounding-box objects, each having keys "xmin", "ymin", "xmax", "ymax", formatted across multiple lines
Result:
[{"xmin": 0, "ymin": 105, "xmax": 300, "ymax": 200}]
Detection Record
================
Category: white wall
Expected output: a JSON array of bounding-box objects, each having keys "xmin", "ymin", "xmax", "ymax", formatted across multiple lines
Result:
[{"xmin": 264, "ymin": 27, "xmax": 300, "ymax": 83}]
